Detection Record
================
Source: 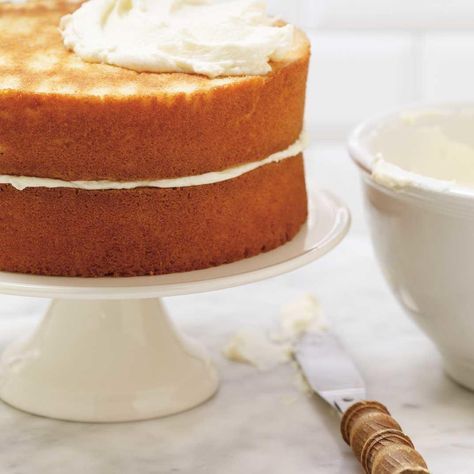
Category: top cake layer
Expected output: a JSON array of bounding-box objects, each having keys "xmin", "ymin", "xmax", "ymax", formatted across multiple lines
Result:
[{"xmin": 0, "ymin": 0, "xmax": 310, "ymax": 181}]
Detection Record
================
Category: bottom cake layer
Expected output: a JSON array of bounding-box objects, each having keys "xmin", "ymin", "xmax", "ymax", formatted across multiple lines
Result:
[{"xmin": 0, "ymin": 155, "xmax": 308, "ymax": 277}]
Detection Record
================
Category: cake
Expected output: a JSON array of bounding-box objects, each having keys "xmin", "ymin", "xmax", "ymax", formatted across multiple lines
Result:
[{"xmin": 0, "ymin": 0, "xmax": 310, "ymax": 277}]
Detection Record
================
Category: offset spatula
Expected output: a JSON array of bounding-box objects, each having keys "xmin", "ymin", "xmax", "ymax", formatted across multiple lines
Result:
[{"xmin": 294, "ymin": 332, "xmax": 430, "ymax": 474}]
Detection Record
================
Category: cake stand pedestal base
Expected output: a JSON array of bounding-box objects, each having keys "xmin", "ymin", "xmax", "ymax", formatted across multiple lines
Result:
[
  {"xmin": 0, "ymin": 191, "xmax": 350, "ymax": 422},
  {"xmin": 0, "ymin": 298, "xmax": 218, "ymax": 422}
]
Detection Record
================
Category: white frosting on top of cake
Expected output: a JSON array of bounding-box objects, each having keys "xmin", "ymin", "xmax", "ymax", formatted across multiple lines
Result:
[
  {"xmin": 0, "ymin": 132, "xmax": 307, "ymax": 191},
  {"xmin": 59, "ymin": 0, "xmax": 296, "ymax": 78}
]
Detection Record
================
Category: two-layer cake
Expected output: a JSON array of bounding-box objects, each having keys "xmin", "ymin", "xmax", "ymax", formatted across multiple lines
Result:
[{"xmin": 0, "ymin": 0, "xmax": 310, "ymax": 277}]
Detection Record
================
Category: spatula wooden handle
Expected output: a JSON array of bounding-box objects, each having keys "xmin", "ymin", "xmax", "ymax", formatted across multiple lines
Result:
[{"xmin": 340, "ymin": 401, "xmax": 430, "ymax": 474}]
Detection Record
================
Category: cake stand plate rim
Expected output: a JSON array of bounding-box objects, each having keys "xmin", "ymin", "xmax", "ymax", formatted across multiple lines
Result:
[{"xmin": 0, "ymin": 190, "xmax": 350, "ymax": 299}]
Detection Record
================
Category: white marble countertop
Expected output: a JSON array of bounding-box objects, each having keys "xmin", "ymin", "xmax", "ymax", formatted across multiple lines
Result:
[{"xmin": 0, "ymin": 144, "xmax": 472, "ymax": 473}]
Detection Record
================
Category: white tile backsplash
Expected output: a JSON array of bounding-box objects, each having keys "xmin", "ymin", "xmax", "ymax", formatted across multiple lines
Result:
[
  {"xmin": 268, "ymin": 0, "xmax": 474, "ymax": 30},
  {"xmin": 421, "ymin": 33, "xmax": 474, "ymax": 102},
  {"xmin": 306, "ymin": 31, "xmax": 416, "ymax": 139},
  {"xmin": 266, "ymin": 0, "xmax": 474, "ymax": 140}
]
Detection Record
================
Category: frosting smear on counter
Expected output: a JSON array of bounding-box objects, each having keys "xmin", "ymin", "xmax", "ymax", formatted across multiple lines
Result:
[
  {"xmin": 223, "ymin": 295, "xmax": 327, "ymax": 371},
  {"xmin": 60, "ymin": 0, "xmax": 296, "ymax": 78}
]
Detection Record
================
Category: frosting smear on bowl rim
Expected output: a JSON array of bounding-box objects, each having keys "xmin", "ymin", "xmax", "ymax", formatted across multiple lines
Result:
[{"xmin": 60, "ymin": 0, "xmax": 296, "ymax": 78}]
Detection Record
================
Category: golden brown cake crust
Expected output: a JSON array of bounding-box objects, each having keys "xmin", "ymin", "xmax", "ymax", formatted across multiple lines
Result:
[
  {"xmin": 0, "ymin": 1, "xmax": 310, "ymax": 181},
  {"xmin": 0, "ymin": 156, "xmax": 307, "ymax": 277}
]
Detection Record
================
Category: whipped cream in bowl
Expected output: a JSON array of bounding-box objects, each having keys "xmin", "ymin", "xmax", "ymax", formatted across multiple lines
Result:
[
  {"xmin": 60, "ymin": 0, "xmax": 296, "ymax": 77},
  {"xmin": 349, "ymin": 103, "xmax": 474, "ymax": 204}
]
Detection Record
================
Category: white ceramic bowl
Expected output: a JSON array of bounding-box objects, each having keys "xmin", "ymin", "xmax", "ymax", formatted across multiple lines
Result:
[{"xmin": 349, "ymin": 103, "xmax": 474, "ymax": 390}]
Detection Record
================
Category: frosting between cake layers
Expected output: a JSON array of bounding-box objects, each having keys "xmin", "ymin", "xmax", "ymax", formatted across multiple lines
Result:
[
  {"xmin": 0, "ymin": 132, "xmax": 307, "ymax": 191},
  {"xmin": 59, "ymin": 0, "xmax": 296, "ymax": 78}
]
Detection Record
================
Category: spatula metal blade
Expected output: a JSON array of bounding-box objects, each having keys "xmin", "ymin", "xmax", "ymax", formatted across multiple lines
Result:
[{"xmin": 294, "ymin": 331, "xmax": 366, "ymax": 414}]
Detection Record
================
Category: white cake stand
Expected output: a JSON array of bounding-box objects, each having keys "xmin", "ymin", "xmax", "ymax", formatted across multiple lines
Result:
[{"xmin": 0, "ymin": 191, "xmax": 350, "ymax": 422}]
